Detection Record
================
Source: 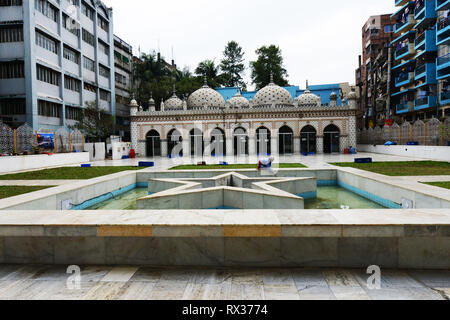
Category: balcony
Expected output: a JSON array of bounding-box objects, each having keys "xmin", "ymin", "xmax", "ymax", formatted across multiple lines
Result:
[
  {"xmin": 414, "ymin": 29, "xmax": 437, "ymax": 52},
  {"xmin": 395, "ymin": 42, "xmax": 416, "ymax": 60},
  {"xmin": 414, "ymin": 95, "xmax": 437, "ymax": 110},
  {"xmin": 394, "ymin": 14, "xmax": 416, "ymax": 35},
  {"xmin": 436, "ymin": 17, "xmax": 450, "ymax": 45},
  {"xmin": 436, "ymin": 53, "xmax": 450, "ymax": 79},
  {"xmin": 414, "ymin": 0, "xmax": 436, "ymax": 20},
  {"xmin": 440, "ymin": 90, "xmax": 450, "ymax": 105},
  {"xmin": 436, "ymin": 0, "xmax": 450, "ymax": 11},
  {"xmin": 396, "ymin": 101, "xmax": 413, "ymax": 114},
  {"xmin": 395, "ymin": 72, "xmax": 415, "ymax": 87},
  {"xmin": 414, "ymin": 63, "xmax": 436, "ymax": 84}
]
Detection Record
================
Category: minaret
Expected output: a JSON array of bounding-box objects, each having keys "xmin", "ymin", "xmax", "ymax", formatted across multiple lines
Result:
[
  {"xmin": 160, "ymin": 100, "xmax": 165, "ymax": 112},
  {"xmin": 149, "ymin": 92, "xmax": 156, "ymax": 112},
  {"xmin": 348, "ymin": 87, "xmax": 357, "ymax": 110},
  {"xmin": 129, "ymin": 96, "xmax": 138, "ymax": 116},
  {"xmin": 330, "ymin": 91, "xmax": 338, "ymax": 107}
]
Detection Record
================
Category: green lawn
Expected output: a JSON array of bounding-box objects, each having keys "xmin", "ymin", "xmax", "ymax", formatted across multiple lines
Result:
[
  {"xmin": 422, "ymin": 181, "xmax": 450, "ymax": 190},
  {"xmin": 0, "ymin": 186, "xmax": 54, "ymax": 199},
  {"xmin": 0, "ymin": 166, "xmax": 143, "ymax": 180},
  {"xmin": 331, "ymin": 161, "xmax": 450, "ymax": 176},
  {"xmin": 169, "ymin": 163, "xmax": 307, "ymax": 170}
]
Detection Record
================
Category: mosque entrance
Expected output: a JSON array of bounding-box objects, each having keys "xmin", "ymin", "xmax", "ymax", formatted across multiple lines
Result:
[
  {"xmin": 324, "ymin": 124, "xmax": 340, "ymax": 154},
  {"xmin": 146, "ymin": 130, "xmax": 161, "ymax": 157},
  {"xmin": 233, "ymin": 127, "xmax": 249, "ymax": 156},
  {"xmin": 279, "ymin": 126, "xmax": 293, "ymax": 155},
  {"xmin": 256, "ymin": 127, "xmax": 271, "ymax": 156},
  {"xmin": 210, "ymin": 128, "xmax": 226, "ymax": 156},
  {"xmin": 300, "ymin": 125, "xmax": 317, "ymax": 154},
  {"xmin": 190, "ymin": 128, "xmax": 204, "ymax": 157},
  {"xmin": 168, "ymin": 129, "xmax": 183, "ymax": 157}
]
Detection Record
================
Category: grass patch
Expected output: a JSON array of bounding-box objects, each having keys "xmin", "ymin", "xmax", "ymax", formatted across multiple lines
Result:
[
  {"xmin": 0, "ymin": 166, "xmax": 143, "ymax": 180},
  {"xmin": 422, "ymin": 181, "xmax": 450, "ymax": 190},
  {"xmin": 169, "ymin": 163, "xmax": 307, "ymax": 170},
  {"xmin": 331, "ymin": 161, "xmax": 450, "ymax": 176},
  {"xmin": 0, "ymin": 186, "xmax": 54, "ymax": 199}
]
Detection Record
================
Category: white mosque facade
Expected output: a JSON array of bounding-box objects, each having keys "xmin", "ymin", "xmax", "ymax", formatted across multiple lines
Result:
[{"xmin": 130, "ymin": 79, "xmax": 358, "ymax": 158}]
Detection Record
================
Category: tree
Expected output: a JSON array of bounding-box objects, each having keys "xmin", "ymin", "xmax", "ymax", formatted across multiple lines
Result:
[
  {"xmin": 220, "ymin": 41, "xmax": 246, "ymax": 89},
  {"xmin": 69, "ymin": 101, "xmax": 115, "ymax": 142},
  {"xmin": 250, "ymin": 45, "xmax": 289, "ymax": 90},
  {"xmin": 195, "ymin": 60, "xmax": 226, "ymax": 88}
]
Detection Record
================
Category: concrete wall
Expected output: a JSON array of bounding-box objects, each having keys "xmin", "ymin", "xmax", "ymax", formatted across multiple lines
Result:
[
  {"xmin": 112, "ymin": 142, "xmax": 131, "ymax": 160},
  {"xmin": 84, "ymin": 143, "xmax": 106, "ymax": 161},
  {"xmin": 0, "ymin": 152, "xmax": 90, "ymax": 174},
  {"xmin": 0, "ymin": 171, "xmax": 137, "ymax": 210},
  {"xmin": 357, "ymin": 144, "xmax": 450, "ymax": 161}
]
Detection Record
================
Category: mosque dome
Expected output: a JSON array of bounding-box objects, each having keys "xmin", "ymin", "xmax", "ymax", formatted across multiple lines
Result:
[
  {"xmin": 164, "ymin": 86, "xmax": 183, "ymax": 110},
  {"xmin": 228, "ymin": 88, "xmax": 250, "ymax": 108},
  {"xmin": 348, "ymin": 88, "xmax": 357, "ymax": 100},
  {"xmin": 187, "ymin": 79, "xmax": 226, "ymax": 109},
  {"xmin": 330, "ymin": 91, "xmax": 338, "ymax": 100},
  {"xmin": 130, "ymin": 98, "xmax": 138, "ymax": 107},
  {"xmin": 296, "ymin": 81, "xmax": 321, "ymax": 107},
  {"xmin": 252, "ymin": 74, "xmax": 293, "ymax": 107}
]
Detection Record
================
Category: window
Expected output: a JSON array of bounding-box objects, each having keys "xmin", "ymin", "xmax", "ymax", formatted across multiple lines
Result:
[
  {"xmin": 0, "ymin": 25, "xmax": 23, "ymax": 42},
  {"xmin": 83, "ymin": 56, "xmax": 95, "ymax": 72},
  {"xmin": 38, "ymin": 100, "xmax": 61, "ymax": 118},
  {"xmin": 100, "ymin": 89, "xmax": 110, "ymax": 102},
  {"xmin": 83, "ymin": 82, "xmax": 97, "ymax": 92},
  {"xmin": 82, "ymin": 28, "xmax": 95, "ymax": 46},
  {"xmin": 63, "ymin": 13, "xmax": 80, "ymax": 37},
  {"xmin": 99, "ymin": 65, "xmax": 109, "ymax": 78},
  {"xmin": 0, "ymin": 99, "xmax": 25, "ymax": 115},
  {"xmin": 115, "ymin": 72, "xmax": 127, "ymax": 86},
  {"xmin": 63, "ymin": 46, "xmax": 79, "ymax": 64},
  {"xmin": 97, "ymin": 15, "xmax": 109, "ymax": 32},
  {"xmin": 98, "ymin": 41, "xmax": 109, "ymax": 55},
  {"xmin": 35, "ymin": 0, "xmax": 58, "ymax": 23},
  {"xmin": 0, "ymin": 0, "xmax": 23, "ymax": 6},
  {"xmin": 81, "ymin": 1, "xmax": 94, "ymax": 21},
  {"xmin": 36, "ymin": 64, "xmax": 60, "ymax": 86},
  {"xmin": 35, "ymin": 30, "xmax": 58, "ymax": 54},
  {"xmin": 0, "ymin": 61, "xmax": 24, "ymax": 79},
  {"xmin": 384, "ymin": 25, "xmax": 394, "ymax": 33},
  {"xmin": 66, "ymin": 106, "xmax": 82, "ymax": 120},
  {"xmin": 64, "ymin": 76, "xmax": 81, "ymax": 92}
]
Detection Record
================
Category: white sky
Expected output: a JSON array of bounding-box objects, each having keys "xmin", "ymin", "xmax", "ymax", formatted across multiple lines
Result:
[{"xmin": 103, "ymin": 0, "xmax": 395, "ymax": 90}]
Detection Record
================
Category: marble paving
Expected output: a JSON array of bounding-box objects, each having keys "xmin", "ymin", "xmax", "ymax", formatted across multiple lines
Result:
[{"xmin": 0, "ymin": 265, "xmax": 448, "ymax": 300}]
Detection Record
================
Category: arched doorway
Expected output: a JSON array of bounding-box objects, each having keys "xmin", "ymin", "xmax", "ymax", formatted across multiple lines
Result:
[
  {"xmin": 279, "ymin": 126, "xmax": 293, "ymax": 155},
  {"xmin": 210, "ymin": 128, "xmax": 225, "ymax": 156},
  {"xmin": 233, "ymin": 127, "xmax": 248, "ymax": 156},
  {"xmin": 167, "ymin": 129, "xmax": 183, "ymax": 157},
  {"xmin": 256, "ymin": 126, "xmax": 271, "ymax": 156},
  {"xmin": 190, "ymin": 128, "xmax": 204, "ymax": 157},
  {"xmin": 300, "ymin": 125, "xmax": 317, "ymax": 154},
  {"xmin": 146, "ymin": 130, "xmax": 161, "ymax": 157},
  {"xmin": 324, "ymin": 124, "xmax": 340, "ymax": 154}
]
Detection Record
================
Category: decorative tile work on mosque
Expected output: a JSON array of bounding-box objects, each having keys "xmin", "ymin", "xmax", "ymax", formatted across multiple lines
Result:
[
  {"xmin": 253, "ymin": 83, "xmax": 294, "ymax": 106},
  {"xmin": 187, "ymin": 84, "xmax": 226, "ymax": 109},
  {"xmin": 164, "ymin": 93, "xmax": 184, "ymax": 110}
]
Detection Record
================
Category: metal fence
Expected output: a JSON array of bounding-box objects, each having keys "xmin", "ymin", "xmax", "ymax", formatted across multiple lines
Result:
[
  {"xmin": 0, "ymin": 122, "xmax": 85, "ymax": 154},
  {"xmin": 357, "ymin": 118, "xmax": 450, "ymax": 146}
]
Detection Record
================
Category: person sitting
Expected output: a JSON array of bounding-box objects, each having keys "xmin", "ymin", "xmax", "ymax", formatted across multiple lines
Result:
[{"xmin": 257, "ymin": 156, "xmax": 275, "ymax": 172}]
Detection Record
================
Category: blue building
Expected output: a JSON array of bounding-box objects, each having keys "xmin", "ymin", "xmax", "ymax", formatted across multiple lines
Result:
[
  {"xmin": 216, "ymin": 83, "xmax": 346, "ymax": 106},
  {"xmin": 0, "ymin": 0, "xmax": 116, "ymax": 131},
  {"xmin": 390, "ymin": 0, "xmax": 450, "ymax": 121}
]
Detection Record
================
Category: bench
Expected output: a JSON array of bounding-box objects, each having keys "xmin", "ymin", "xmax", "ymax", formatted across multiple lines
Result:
[{"xmin": 354, "ymin": 158, "xmax": 372, "ymax": 164}]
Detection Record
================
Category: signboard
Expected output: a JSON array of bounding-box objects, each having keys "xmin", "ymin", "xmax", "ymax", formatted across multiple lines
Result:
[{"xmin": 37, "ymin": 133, "xmax": 55, "ymax": 150}]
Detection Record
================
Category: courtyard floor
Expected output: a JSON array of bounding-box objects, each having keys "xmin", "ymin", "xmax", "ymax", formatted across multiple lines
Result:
[{"xmin": 0, "ymin": 265, "xmax": 448, "ymax": 300}]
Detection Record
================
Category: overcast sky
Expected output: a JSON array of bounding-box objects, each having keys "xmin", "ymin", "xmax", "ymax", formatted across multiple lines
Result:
[{"xmin": 103, "ymin": 0, "xmax": 395, "ymax": 90}]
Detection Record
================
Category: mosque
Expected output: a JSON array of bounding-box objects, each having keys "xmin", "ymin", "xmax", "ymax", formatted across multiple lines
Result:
[{"xmin": 130, "ymin": 76, "xmax": 358, "ymax": 158}]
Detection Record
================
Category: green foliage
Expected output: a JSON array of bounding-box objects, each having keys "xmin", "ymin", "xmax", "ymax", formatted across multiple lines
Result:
[
  {"xmin": 0, "ymin": 186, "xmax": 53, "ymax": 199},
  {"xmin": 69, "ymin": 101, "xmax": 115, "ymax": 142},
  {"xmin": 250, "ymin": 45, "xmax": 289, "ymax": 89},
  {"xmin": 220, "ymin": 41, "xmax": 246, "ymax": 89},
  {"xmin": 195, "ymin": 60, "xmax": 227, "ymax": 88},
  {"xmin": 0, "ymin": 166, "xmax": 144, "ymax": 180},
  {"xmin": 331, "ymin": 161, "xmax": 450, "ymax": 176},
  {"xmin": 422, "ymin": 181, "xmax": 450, "ymax": 189}
]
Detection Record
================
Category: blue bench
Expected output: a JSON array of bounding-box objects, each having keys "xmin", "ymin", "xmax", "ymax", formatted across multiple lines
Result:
[
  {"xmin": 407, "ymin": 141, "xmax": 419, "ymax": 145},
  {"xmin": 138, "ymin": 161, "xmax": 154, "ymax": 167},
  {"xmin": 219, "ymin": 161, "xmax": 228, "ymax": 166},
  {"xmin": 81, "ymin": 164, "xmax": 91, "ymax": 168},
  {"xmin": 354, "ymin": 158, "xmax": 372, "ymax": 164}
]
